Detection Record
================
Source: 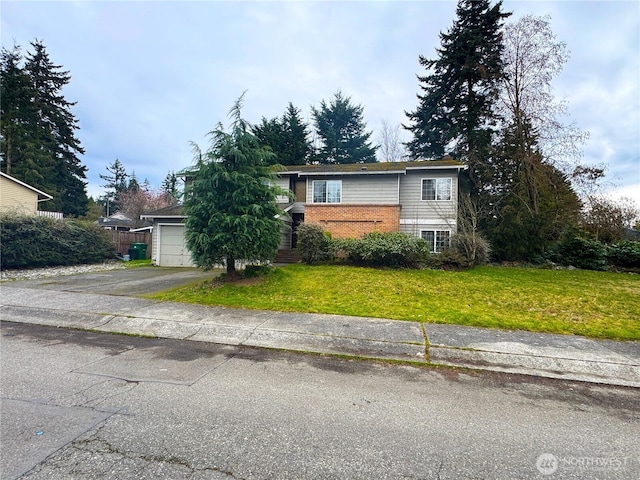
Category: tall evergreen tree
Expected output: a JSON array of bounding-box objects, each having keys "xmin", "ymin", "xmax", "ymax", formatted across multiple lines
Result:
[
  {"xmin": 161, "ymin": 171, "xmax": 181, "ymax": 201},
  {"xmin": 24, "ymin": 40, "xmax": 88, "ymax": 216},
  {"xmin": 252, "ymin": 117, "xmax": 285, "ymax": 165},
  {"xmin": 1, "ymin": 41, "xmax": 88, "ymax": 216},
  {"xmin": 311, "ymin": 91, "xmax": 377, "ymax": 164},
  {"xmin": 185, "ymin": 95, "xmax": 287, "ymax": 279},
  {"xmin": 280, "ymin": 103, "xmax": 311, "ymax": 165},
  {"xmin": 1, "ymin": 45, "xmax": 44, "ymax": 181},
  {"xmin": 405, "ymin": 0, "xmax": 510, "ymax": 192},
  {"xmin": 487, "ymin": 117, "xmax": 580, "ymax": 260},
  {"xmin": 99, "ymin": 158, "xmax": 129, "ymax": 215},
  {"xmin": 252, "ymin": 103, "xmax": 312, "ymax": 165}
]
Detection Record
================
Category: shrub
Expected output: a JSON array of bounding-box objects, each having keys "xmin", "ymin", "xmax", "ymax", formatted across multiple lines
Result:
[
  {"xmin": 342, "ymin": 232, "xmax": 430, "ymax": 268},
  {"xmin": 450, "ymin": 232, "xmax": 491, "ymax": 267},
  {"xmin": 0, "ymin": 214, "xmax": 115, "ymax": 269},
  {"xmin": 330, "ymin": 237, "xmax": 357, "ymax": 262},
  {"xmin": 297, "ymin": 223, "xmax": 332, "ymax": 264},
  {"xmin": 423, "ymin": 248, "xmax": 468, "ymax": 270},
  {"xmin": 606, "ymin": 240, "xmax": 640, "ymax": 268},
  {"xmin": 549, "ymin": 230, "xmax": 608, "ymax": 271}
]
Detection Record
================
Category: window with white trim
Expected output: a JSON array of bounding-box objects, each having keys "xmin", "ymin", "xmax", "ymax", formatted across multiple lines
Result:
[
  {"xmin": 421, "ymin": 178, "xmax": 452, "ymax": 201},
  {"xmin": 312, "ymin": 180, "xmax": 341, "ymax": 203},
  {"xmin": 421, "ymin": 230, "xmax": 450, "ymax": 253}
]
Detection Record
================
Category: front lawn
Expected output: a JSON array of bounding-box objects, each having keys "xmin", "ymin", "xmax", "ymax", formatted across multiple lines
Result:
[{"xmin": 148, "ymin": 265, "xmax": 640, "ymax": 341}]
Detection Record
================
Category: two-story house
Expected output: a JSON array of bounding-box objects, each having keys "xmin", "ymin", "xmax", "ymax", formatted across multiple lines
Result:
[
  {"xmin": 274, "ymin": 159, "xmax": 465, "ymax": 254},
  {"xmin": 142, "ymin": 158, "xmax": 464, "ymax": 266}
]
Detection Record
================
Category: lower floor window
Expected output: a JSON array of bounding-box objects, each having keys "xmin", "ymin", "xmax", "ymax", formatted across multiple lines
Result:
[{"xmin": 421, "ymin": 230, "xmax": 450, "ymax": 253}]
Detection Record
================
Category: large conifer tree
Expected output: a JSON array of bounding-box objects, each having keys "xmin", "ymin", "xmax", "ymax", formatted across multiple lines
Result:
[
  {"xmin": 311, "ymin": 91, "xmax": 377, "ymax": 164},
  {"xmin": 405, "ymin": 0, "xmax": 510, "ymax": 192},
  {"xmin": 185, "ymin": 96, "xmax": 287, "ymax": 279},
  {"xmin": 1, "ymin": 45, "xmax": 47, "ymax": 183},
  {"xmin": 487, "ymin": 118, "xmax": 581, "ymax": 260},
  {"xmin": 280, "ymin": 103, "xmax": 312, "ymax": 165},
  {"xmin": 1, "ymin": 40, "xmax": 88, "ymax": 216},
  {"xmin": 252, "ymin": 102, "xmax": 312, "ymax": 165}
]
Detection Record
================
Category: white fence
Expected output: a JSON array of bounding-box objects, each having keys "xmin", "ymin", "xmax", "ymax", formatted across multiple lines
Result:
[{"xmin": 37, "ymin": 211, "xmax": 64, "ymax": 220}]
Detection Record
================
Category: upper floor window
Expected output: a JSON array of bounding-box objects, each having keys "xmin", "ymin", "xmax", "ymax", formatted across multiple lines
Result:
[
  {"xmin": 313, "ymin": 180, "xmax": 341, "ymax": 203},
  {"xmin": 422, "ymin": 178, "xmax": 452, "ymax": 201}
]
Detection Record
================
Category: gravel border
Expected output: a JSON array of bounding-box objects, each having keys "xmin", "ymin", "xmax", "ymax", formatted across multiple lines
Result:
[{"xmin": 1, "ymin": 261, "xmax": 128, "ymax": 281}]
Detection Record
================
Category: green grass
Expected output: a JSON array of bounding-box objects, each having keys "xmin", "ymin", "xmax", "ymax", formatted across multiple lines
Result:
[
  {"xmin": 148, "ymin": 264, "xmax": 640, "ymax": 341},
  {"xmin": 123, "ymin": 258, "xmax": 152, "ymax": 268}
]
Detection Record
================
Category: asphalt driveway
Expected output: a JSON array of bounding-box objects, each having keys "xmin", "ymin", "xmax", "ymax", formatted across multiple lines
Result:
[{"xmin": 2, "ymin": 267, "xmax": 217, "ymax": 296}]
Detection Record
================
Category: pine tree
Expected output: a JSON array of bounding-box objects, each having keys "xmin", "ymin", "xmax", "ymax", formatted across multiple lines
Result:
[
  {"xmin": 311, "ymin": 91, "xmax": 377, "ymax": 164},
  {"xmin": 1, "ymin": 45, "xmax": 49, "ymax": 185},
  {"xmin": 487, "ymin": 117, "xmax": 580, "ymax": 260},
  {"xmin": 127, "ymin": 171, "xmax": 140, "ymax": 192},
  {"xmin": 24, "ymin": 40, "xmax": 88, "ymax": 216},
  {"xmin": 252, "ymin": 103, "xmax": 312, "ymax": 166},
  {"xmin": 252, "ymin": 117, "xmax": 285, "ymax": 165},
  {"xmin": 99, "ymin": 159, "xmax": 129, "ymax": 215},
  {"xmin": 280, "ymin": 103, "xmax": 311, "ymax": 165},
  {"xmin": 161, "ymin": 171, "xmax": 181, "ymax": 201},
  {"xmin": 185, "ymin": 95, "xmax": 287, "ymax": 279},
  {"xmin": 405, "ymin": 0, "xmax": 510, "ymax": 192}
]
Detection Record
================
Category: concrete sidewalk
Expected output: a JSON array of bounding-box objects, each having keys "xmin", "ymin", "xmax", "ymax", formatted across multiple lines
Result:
[{"xmin": 1, "ymin": 284, "xmax": 638, "ymax": 388}]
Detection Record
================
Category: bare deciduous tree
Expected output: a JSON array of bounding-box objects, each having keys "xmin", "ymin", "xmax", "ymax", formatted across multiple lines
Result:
[
  {"xmin": 377, "ymin": 120, "xmax": 405, "ymax": 162},
  {"xmin": 117, "ymin": 188, "xmax": 176, "ymax": 228},
  {"xmin": 498, "ymin": 15, "xmax": 589, "ymax": 172},
  {"xmin": 581, "ymin": 195, "xmax": 639, "ymax": 242}
]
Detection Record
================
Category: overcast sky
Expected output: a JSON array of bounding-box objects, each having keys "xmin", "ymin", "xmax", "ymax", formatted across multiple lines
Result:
[{"xmin": 2, "ymin": 1, "xmax": 638, "ymax": 205}]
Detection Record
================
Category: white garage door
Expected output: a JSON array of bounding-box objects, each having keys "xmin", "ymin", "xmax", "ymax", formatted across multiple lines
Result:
[{"xmin": 158, "ymin": 224, "xmax": 195, "ymax": 267}]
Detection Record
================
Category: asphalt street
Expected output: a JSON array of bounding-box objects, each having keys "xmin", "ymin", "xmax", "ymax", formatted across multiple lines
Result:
[{"xmin": 2, "ymin": 321, "xmax": 639, "ymax": 480}]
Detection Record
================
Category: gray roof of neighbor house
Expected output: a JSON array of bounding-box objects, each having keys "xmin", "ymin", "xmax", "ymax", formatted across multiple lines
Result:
[
  {"xmin": 96, "ymin": 212, "xmax": 136, "ymax": 228},
  {"xmin": 278, "ymin": 158, "xmax": 465, "ymax": 176}
]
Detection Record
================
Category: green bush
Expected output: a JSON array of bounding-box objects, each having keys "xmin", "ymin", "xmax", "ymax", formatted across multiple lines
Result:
[
  {"xmin": 0, "ymin": 214, "xmax": 115, "ymax": 269},
  {"xmin": 297, "ymin": 223, "xmax": 332, "ymax": 264},
  {"xmin": 606, "ymin": 241, "xmax": 640, "ymax": 268},
  {"xmin": 549, "ymin": 230, "xmax": 607, "ymax": 271},
  {"xmin": 340, "ymin": 232, "xmax": 430, "ymax": 269}
]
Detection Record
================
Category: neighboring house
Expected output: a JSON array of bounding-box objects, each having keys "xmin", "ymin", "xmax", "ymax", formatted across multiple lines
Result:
[
  {"xmin": 0, "ymin": 171, "xmax": 53, "ymax": 215},
  {"xmin": 96, "ymin": 212, "xmax": 136, "ymax": 231},
  {"xmin": 142, "ymin": 159, "xmax": 465, "ymax": 267},
  {"xmin": 96, "ymin": 212, "xmax": 151, "ymax": 232}
]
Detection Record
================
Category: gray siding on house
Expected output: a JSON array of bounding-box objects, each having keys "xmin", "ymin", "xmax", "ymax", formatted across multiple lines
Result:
[
  {"xmin": 274, "ymin": 176, "xmax": 291, "ymax": 204},
  {"xmin": 400, "ymin": 223, "xmax": 454, "ymax": 237},
  {"xmin": 399, "ymin": 170, "xmax": 457, "ymax": 230},
  {"xmin": 305, "ymin": 175, "xmax": 399, "ymax": 204}
]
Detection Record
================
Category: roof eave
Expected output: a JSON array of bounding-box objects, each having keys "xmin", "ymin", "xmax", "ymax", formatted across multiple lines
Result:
[
  {"xmin": 140, "ymin": 214, "xmax": 187, "ymax": 220},
  {"xmin": 1, "ymin": 172, "xmax": 53, "ymax": 200}
]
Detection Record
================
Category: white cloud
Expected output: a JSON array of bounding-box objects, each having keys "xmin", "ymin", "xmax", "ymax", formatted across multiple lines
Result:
[{"xmin": 1, "ymin": 0, "xmax": 638, "ymax": 204}]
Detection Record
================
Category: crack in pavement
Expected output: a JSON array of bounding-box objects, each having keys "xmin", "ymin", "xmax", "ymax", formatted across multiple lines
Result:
[{"xmin": 44, "ymin": 426, "xmax": 244, "ymax": 479}]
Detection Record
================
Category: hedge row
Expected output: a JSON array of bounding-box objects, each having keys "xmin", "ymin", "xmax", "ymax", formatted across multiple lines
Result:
[
  {"xmin": 1, "ymin": 214, "xmax": 115, "ymax": 269},
  {"xmin": 548, "ymin": 231, "xmax": 640, "ymax": 271},
  {"xmin": 297, "ymin": 223, "xmax": 639, "ymax": 272}
]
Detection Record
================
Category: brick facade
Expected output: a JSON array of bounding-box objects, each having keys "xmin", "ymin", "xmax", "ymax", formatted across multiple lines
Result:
[{"xmin": 305, "ymin": 204, "xmax": 401, "ymax": 239}]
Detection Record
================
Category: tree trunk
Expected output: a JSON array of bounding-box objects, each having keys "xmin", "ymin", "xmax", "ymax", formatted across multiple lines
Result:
[{"xmin": 226, "ymin": 256, "xmax": 236, "ymax": 280}]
